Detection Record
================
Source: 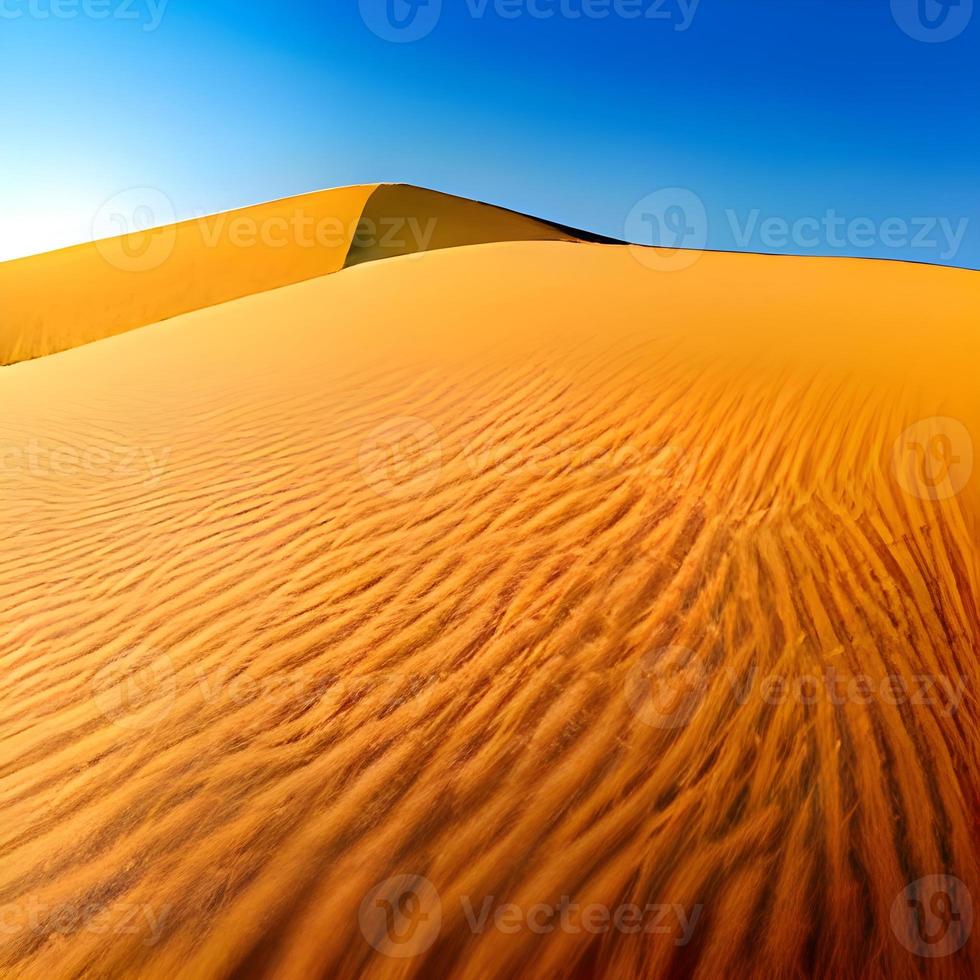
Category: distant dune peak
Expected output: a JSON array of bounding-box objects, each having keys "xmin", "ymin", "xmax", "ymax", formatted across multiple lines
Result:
[{"xmin": 0, "ymin": 183, "xmax": 614, "ymax": 367}]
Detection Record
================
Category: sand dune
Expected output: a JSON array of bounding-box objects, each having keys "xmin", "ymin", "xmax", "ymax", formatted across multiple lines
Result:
[
  {"xmin": 0, "ymin": 184, "xmax": 373, "ymax": 367},
  {"xmin": 0, "ymin": 185, "xmax": 606, "ymax": 367},
  {"xmin": 0, "ymin": 231, "xmax": 977, "ymax": 979}
]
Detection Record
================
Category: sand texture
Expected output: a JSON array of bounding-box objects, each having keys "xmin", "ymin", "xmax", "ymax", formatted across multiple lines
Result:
[{"xmin": 0, "ymin": 220, "xmax": 977, "ymax": 978}]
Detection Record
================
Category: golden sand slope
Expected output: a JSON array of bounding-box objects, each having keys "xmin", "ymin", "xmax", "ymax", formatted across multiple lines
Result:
[
  {"xmin": 0, "ymin": 240, "xmax": 977, "ymax": 979},
  {"xmin": 0, "ymin": 184, "xmax": 374, "ymax": 366},
  {"xmin": 0, "ymin": 185, "xmax": 601, "ymax": 366}
]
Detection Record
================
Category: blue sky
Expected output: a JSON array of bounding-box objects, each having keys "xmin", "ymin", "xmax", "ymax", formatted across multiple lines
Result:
[{"xmin": 1, "ymin": 0, "xmax": 977, "ymax": 266}]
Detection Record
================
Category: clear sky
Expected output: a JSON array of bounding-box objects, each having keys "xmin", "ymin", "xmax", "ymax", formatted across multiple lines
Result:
[{"xmin": 1, "ymin": 0, "xmax": 977, "ymax": 267}]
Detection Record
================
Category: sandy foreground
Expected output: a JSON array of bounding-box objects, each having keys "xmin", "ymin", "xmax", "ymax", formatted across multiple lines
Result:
[{"xmin": 0, "ymin": 213, "xmax": 978, "ymax": 978}]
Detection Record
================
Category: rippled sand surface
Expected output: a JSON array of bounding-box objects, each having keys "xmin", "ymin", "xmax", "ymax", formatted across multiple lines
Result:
[{"xmin": 0, "ymin": 240, "xmax": 977, "ymax": 978}]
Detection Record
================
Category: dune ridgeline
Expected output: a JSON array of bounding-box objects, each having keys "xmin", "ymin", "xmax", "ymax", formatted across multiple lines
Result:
[
  {"xmin": 0, "ymin": 186, "xmax": 977, "ymax": 980},
  {"xmin": 0, "ymin": 184, "xmax": 615, "ymax": 366}
]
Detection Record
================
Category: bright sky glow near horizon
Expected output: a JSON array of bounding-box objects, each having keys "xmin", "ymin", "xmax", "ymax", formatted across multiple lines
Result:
[{"xmin": 0, "ymin": 0, "xmax": 977, "ymax": 267}]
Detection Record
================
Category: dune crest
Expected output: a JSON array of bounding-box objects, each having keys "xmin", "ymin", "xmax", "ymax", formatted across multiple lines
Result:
[
  {"xmin": 0, "ymin": 184, "xmax": 612, "ymax": 367},
  {"xmin": 344, "ymin": 183, "xmax": 618, "ymax": 267}
]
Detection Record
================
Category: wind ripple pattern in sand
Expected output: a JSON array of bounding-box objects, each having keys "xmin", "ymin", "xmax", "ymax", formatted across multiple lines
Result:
[{"xmin": 0, "ymin": 241, "xmax": 977, "ymax": 978}]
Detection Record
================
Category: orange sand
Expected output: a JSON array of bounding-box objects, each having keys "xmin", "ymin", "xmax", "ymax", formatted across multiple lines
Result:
[
  {"xmin": 0, "ymin": 221, "xmax": 977, "ymax": 979},
  {"xmin": 0, "ymin": 184, "xmax": 596, "ymax": 366}
]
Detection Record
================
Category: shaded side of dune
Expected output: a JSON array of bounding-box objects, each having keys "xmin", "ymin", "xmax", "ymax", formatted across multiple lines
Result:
[
  {"xmin": 342, "ymin": 183, "xmax": 621, "ymax": 267},
  {"xmin": 0, "ymin": 184, "xmax": 621, "ymax": 367}
]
